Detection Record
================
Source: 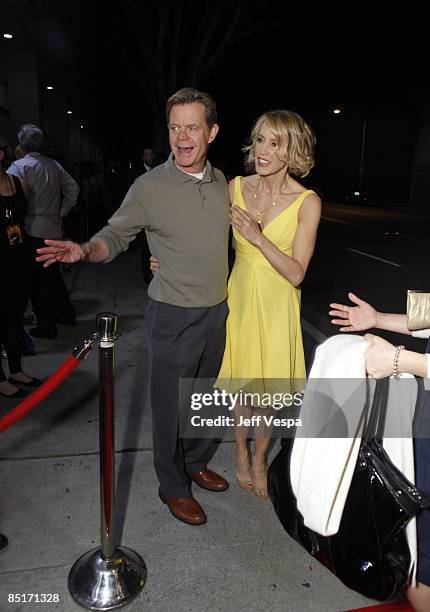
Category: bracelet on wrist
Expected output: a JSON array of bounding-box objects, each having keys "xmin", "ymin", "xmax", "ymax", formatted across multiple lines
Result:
[{"xmin": 393, "ymin": 345, "xmax": 405, "ymax": 379}]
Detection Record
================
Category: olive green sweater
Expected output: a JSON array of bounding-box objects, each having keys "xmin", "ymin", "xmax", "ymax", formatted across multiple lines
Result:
[{"xmin": 93, "ymin": 154, "xmax": 230, "ymax": 307}]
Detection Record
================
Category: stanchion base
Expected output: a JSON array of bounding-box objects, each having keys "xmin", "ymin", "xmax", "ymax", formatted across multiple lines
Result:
[
  {"xmin": 68, "ymin": 547, "xmax": 147, "ymax": 611},
  {"xmin": 0, "ymin": 534, "xmax": 8, "ymax": 551}
]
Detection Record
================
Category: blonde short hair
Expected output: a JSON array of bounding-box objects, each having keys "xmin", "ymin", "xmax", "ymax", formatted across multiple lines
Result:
[{"xmin": 244, "ymin": 110, "xmax": 316, "ymax": 177}]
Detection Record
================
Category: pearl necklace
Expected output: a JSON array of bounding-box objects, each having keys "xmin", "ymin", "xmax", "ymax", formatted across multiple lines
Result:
[{"xmin": 253, "ymin": 176, "xmax": 288, "ymax": 230}]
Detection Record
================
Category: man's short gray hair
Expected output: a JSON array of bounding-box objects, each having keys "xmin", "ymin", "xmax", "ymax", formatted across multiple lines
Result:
[
  {"xmin": 166, "ymin": 88, "xmax": 217, "ymax": 129},
  {"xmin": 18, "ymin": 124, "xmax": 45, "ymax": 153}
]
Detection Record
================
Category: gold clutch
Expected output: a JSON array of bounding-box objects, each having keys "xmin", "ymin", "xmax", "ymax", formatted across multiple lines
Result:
[{"xmin": 407, "ymin": 290, "xmax": 430, "ymax": 331}]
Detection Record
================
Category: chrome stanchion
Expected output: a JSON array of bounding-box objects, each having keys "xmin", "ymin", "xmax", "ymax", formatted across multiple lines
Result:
[
  {"xmin": 68, "ymin": 313, "xmax": 147, "ymax": 610},
  {"xmin": 0, "ymin": 533, "xmax": 8, "ymax": 551}
]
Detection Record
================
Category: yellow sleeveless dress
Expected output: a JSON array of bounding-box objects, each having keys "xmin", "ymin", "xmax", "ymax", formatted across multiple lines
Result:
[{"xmin": 217, "ymin": 176, "xmax": 312, "ymax": 395}]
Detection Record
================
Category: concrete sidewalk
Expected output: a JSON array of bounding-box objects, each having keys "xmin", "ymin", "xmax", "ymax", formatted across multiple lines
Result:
[{"xmin": 1, "ymin": 250, "xmax": 376, "ymax": 612}]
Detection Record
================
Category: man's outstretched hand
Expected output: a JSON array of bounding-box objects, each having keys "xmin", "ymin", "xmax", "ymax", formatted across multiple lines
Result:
[{"xmin": 36, "ymin": 239, "xmax": 85, "ymax": 268}]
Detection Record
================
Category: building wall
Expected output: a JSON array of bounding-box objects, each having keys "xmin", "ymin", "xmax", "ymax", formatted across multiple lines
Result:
[
  {"xmin": 0, "ymin": 48, "xmax": 98, "ymax": 166},
  {"xmin": 0, "ymin": 49, "xmax": 40, "ymax": 144}
]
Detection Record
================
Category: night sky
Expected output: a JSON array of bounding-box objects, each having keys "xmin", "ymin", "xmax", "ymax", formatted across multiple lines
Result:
[
  {"xmin": 3, "ymin": 0, "xmax": 429, "ymax": 203},
  {"xmin": 77, "ymin": 2, "xmax": 428, "ymax": 199}
]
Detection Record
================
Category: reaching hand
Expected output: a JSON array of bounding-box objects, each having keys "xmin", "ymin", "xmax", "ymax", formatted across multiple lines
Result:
[
  {"xmin": 364, "ymin": 334, "xmax": 396, "ymax": 378},
  {"xmin": 149, "ymin": 255, "xmax": 159, "ymax": 273},
  {"xmin": 329, "ymin": 292, "xmax": 378, "ymax": 332},
  {"xmin": 230, "ymin": 205, "xmax": 262, "ymax": 247},
  {"xmin": 36, "ymin": 239, "xmax": 85, "ymax": 268}
]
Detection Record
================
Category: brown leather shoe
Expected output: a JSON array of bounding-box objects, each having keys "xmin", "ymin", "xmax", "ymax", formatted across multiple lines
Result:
[
  {"xmin": 159, "ymin": 489, "xmax": 207, "ymax": 525},
  {"xmin": 190, "ymin": 469, "xmax": 229, "ymax": 492}
]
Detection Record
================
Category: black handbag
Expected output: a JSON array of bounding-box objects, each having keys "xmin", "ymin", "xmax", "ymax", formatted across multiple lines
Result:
[{"xmin": 268, "ymin": 377, "xmax": 430, "ymax": 601}]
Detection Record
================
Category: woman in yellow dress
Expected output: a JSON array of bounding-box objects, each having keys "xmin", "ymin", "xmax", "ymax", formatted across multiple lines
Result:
[{"xmin": 217, "ymin": 110, "xmax": 321, "ymax": 499}]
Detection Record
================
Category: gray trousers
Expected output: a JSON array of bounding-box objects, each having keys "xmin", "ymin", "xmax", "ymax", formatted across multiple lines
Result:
[{"xmin": 146, "ymin": 298, "xmax": 228, "ymax": 497}]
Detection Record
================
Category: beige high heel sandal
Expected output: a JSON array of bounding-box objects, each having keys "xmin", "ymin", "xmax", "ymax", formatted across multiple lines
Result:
[
  {"xmin": 251, "ymin": 456, "xmax": 268, "ymax": 500},
  {"xmin": 236, "ymin": 450, "xmax": 253, "ymax": 491}
]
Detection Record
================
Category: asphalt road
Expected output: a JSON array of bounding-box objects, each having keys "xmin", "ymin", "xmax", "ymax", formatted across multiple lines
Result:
[{"xmin": 301, "ymin": 202, "xmax": 430, "ymax": 357}]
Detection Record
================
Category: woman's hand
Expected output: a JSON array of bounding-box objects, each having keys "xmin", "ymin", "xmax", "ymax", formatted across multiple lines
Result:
[
  {"xmin": 364, "ymin": 334, "xmax": 396, "ymax": 379},
  {"xmin": 149, "ymin": 255, "xmax": 159, "ymax": 273},
  {"xmin": 230, "ymin": 205, "xmax": 262, "ymax": 247},
  {"xmin": 329, "ymin": 292, "xmax": 378, "ymax": 332}
]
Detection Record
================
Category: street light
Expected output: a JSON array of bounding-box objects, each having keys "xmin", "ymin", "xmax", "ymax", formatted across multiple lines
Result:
[
  {"xmin": 333, "ymin": 107, "xmax": 367, "ymax": 199},
  {"xmin": 358, "ymin": 118, "xmax": 367, "ymax": 196}
]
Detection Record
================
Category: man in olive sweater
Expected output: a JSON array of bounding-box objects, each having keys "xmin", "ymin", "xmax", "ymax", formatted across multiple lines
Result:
[{"xmin": 37, "ymin": 88, "xmax": 230, "ymax": 525}]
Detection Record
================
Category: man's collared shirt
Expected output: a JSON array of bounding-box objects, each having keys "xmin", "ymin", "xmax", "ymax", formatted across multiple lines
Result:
[
  {"xmin": 8, "ymin": 152, "xmax": 79, "ymax": 239},
  {"xmin": 93, "ymin": 154, "xmax": 230, "ymax": 308}
]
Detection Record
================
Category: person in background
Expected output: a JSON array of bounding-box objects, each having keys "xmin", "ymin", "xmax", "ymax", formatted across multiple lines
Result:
[
  {"xmin": 243, "ymin": 152, "xmax": 255, "ymax": 176},
  {"xmin": 71, "ymin": 162, "xmax": 81, "ymax": 184},
  {"xmin": 141, "ymin": 147, "xmax": 157, "ymax": 173},
  {"xmin": 14, "ymin": 145, "xmax": 25, "ymax": 160},
  {"xmin": 80, "ymin": 161, "xmax": 103, "ymax": 235},
  {"xmin": 330, "ymin": 292, "xmax": 430, "ymax": 612},
  {"xmin": 133, "ymin": 147, "xmax": 159, "ymax": 284},
  {"xmin": 7, "ymin": 124, "xmax": 80, "ymax": 338},
  {"xmin": 0, "ymin": 137, "xmax": 41, "ymax": 397}
]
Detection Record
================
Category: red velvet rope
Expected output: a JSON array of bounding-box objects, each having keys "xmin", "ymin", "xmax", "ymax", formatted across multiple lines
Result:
[{"xmin": 0, "ymin": 355, "xmax": 81, "ymax": 433}]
